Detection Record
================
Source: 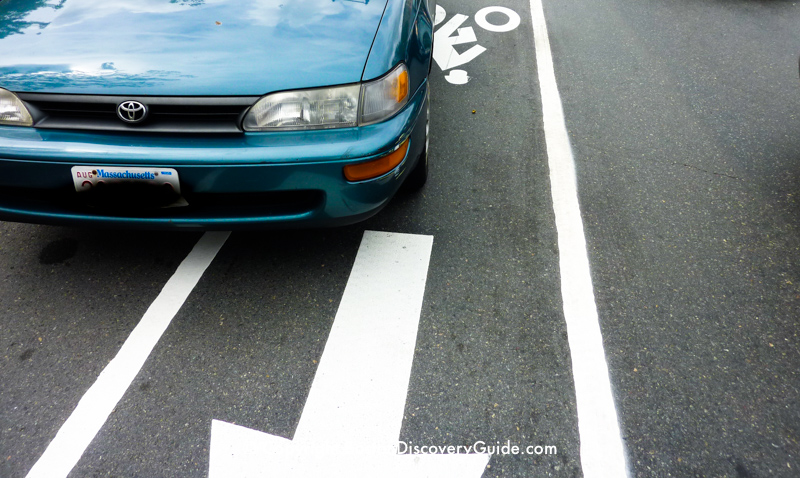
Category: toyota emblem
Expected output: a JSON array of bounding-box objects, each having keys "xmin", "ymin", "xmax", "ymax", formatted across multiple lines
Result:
[{"xmin": 117, "ymin": 100, "xmax": 148, "ymax": 124}]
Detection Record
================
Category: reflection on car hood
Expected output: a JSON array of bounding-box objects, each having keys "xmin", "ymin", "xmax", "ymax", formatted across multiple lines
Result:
[{"xmin": 0, "ymin": 0, "xmax": 389, "ymax": 96}]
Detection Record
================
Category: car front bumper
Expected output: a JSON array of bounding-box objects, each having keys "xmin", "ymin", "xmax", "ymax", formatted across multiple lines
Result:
[{"xmin": 0, "ymin": 83, "xmax": 428, "ymax": 229}]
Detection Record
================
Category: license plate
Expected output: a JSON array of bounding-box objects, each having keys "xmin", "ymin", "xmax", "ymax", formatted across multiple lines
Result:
[
  {"xmin": 71, "ymin": 166, "xmax": 181, "ymax": 193},
  {"xmin": 71, "ymin": 166, "xmax": 187, "ymax": 208}
]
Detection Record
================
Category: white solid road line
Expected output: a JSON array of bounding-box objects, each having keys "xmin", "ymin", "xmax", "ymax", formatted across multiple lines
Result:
[
  {"xmin": 209, "ymin": 231, "xmax": 489, "ymax": 477},
  {"xmin": 26, "ymin": 231, "xmax": 230, "ymax": 478},
  {"xmin": 528, "ymin": 0, "xmax": 630, "ymax": 477}
]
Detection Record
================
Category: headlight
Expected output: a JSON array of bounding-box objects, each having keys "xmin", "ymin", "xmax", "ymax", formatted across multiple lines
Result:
[
  {"xmin": 0, "ymin": 88, "xmax": 33, "ymax": 127},
  {"xmin": 243, "ymin": 64, "xmax": 410, "ymax": 131},
  {"xmin": 242, "ymin": 84, "xmax": 360, "ymax": 131}
]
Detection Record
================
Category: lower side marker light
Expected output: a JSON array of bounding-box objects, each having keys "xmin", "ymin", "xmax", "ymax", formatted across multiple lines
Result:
[{"xmin": 343, "ymin": 138, "xmax": 410, "ymax": 182}]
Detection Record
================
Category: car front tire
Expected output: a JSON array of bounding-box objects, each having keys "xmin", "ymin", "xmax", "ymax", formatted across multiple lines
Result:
[{"xmin": 403, "ymin": 96, "xmax": 429, "ymax": 191}]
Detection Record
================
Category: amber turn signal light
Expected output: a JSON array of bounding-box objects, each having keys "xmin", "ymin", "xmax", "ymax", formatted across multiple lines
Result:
[{"xmin": 343, "ymin": 139, "xmax": 410, "ymax": 182}]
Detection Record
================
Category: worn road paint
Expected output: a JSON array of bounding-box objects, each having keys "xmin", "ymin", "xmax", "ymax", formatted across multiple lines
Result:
[
  {"xmin": 435, "ymin": 4, "xmax": 446, "ymax": 26},
  {"xmin": 434, "ymin": 13, "xmax": 488, "ymax": 72},
  {"xmin": 26, "ymin": 231, "xmax": 231, "ymax": 478},
  {"xmin": 527, "ymin": 0, "xmax": 630, "ymax": 476},
  {"xmin": 209, "ymin": 231, "xmax": 489, "ymax": 477},
  {"xmin": 474, "ymin": 6, "xmax": 520, "ymax": 33},
  {"xmin": 434, "ymin": 5, "xmax": 521, "ymax": 84},
  {"xmin": 445, "ymin": 69, "xmax": 471, "ymax": 85}
]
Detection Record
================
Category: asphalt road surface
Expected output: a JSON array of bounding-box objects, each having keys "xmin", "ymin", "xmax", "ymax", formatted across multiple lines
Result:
[{"xmin": 1, "ymin": 0, "xmax": 799, "ymax": 477}]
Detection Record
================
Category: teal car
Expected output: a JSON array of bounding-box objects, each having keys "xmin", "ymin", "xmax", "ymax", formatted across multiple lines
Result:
[{"xmin": 0, "ymin": 0, "xmax": 433, "ymax": 229}]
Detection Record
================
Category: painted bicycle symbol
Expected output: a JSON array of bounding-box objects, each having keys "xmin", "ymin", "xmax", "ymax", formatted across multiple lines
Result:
[{"xmin": 433, "ymin": 5, "xmax": 521, "ymax": 84}]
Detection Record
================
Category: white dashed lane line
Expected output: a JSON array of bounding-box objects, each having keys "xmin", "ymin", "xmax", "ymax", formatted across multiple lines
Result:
[
  {"xmin": 26, "ymin": 231, "xmax": 230, "ymax": 478},
  {"xmin": 528, "ymin": 0, "xmax": 630, "ymax": 476}
]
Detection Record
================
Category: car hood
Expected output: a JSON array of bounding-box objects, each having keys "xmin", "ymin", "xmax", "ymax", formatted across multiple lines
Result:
[{"xmin": 0, "ymin": 0, "xmax": 389, "ymax": 96}]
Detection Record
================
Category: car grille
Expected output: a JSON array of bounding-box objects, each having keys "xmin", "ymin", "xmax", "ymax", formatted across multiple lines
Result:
[{"xmin": 16, "ymin": 93, "xmax": 259, "ymax": 134}]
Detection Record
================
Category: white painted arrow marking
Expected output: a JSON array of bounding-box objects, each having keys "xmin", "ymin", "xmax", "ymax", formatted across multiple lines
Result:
[{"xmin": 209, "ymin": 231, "xmax": 489, "ymax": 477}]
